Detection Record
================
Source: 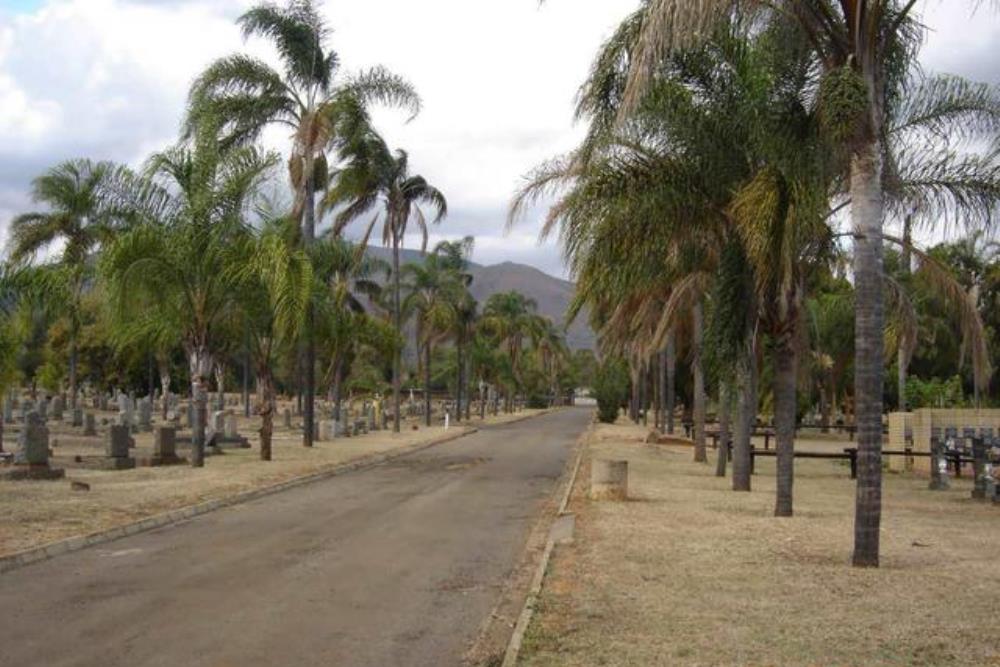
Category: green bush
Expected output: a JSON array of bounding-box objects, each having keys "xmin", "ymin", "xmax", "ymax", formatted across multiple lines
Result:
[{"xmin": 593, "ymin": 358, "xmax": 629, "ymax": 423}]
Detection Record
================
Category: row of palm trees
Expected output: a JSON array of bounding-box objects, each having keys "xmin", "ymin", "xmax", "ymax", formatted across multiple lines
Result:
[
  {"xmin": 519, "ymin": 1, "xmax": 1000, "ymax": 567},
  {"xmin": 3, "ymin": 1, "xmax": 575, "ymax": 465}
]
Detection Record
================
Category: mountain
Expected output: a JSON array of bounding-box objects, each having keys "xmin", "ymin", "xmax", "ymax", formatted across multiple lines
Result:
[{"xmin": 364, "ymin": 247, "xmax": 595, "ymax": 350}]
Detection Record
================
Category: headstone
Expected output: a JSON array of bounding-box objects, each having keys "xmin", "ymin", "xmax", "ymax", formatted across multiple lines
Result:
[
  {"xmin": 83, "ymin": 412, "xmax": 97, "ymax": 436},
  {"xmin": 150, "ymin": 426, "xmax": 183, "ymax": 466},
  {"xmin": 210, "ymin": 410, "xmax": 227, "ymax": 437},
  {"xmin": 19, "ymin": 399, "xmax": 34, "ymax": 423},
  {"xmin": 14, "ymin": 411, "xmax": 49, "ymax": 465},
  {"xmin": 3, "ymin": 396, "xmax": 12, "ymax": 424},
  {"xmin": 106, "ymin": 425, "xmax": 131, "ymax": 459},
  {"xmin": 138, "ymin": 398, "xmax": 153, "ymax": 432},
  {"xmin": 224, "ymin": 414, "xmax": 238, "ymax": 439},
  {"xmin": 37, "ymin": 398, "xmax": 48, "ymax": 421},
  {"xmin": 929, "ymin": 436, "xmax": 950, "ymax": 490},
  {"xmin": 71, "ymin": 407, "xmax": 83, "ymax": 427},
  {"xmin": 318, "ymin": 420, "xmax": 336, "ymax": 441},
  {"xmin": 972, "ymin": 437, "xmax": 989, "ymax": 500},
  {"xmin": 51, "ymin": 395, "xmax": 64, "ymax": 421},
  {"xmin": 283, "ymin": 408, "xmax": 292, "ymax": 429}
]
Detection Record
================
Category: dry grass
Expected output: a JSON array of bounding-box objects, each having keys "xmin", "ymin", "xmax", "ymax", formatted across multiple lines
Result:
[
  {"xmin": 0, "ymin": 406, "xmax": 548, "ymax": 557},
  {"xmin": 520, "ymin": 421, "xmax": 1000, "ymax": 667}
]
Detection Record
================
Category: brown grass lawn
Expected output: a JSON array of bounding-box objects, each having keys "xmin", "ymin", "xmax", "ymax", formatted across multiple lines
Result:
[
  {"xmin": 0, "ymin": 406, "xmax": 548, "ymax": 557},
  {"xmin": 520, "ymin": 421, "xmax": 1000, "ymax": 667}
]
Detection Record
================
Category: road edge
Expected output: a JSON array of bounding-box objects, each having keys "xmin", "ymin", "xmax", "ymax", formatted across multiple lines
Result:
[
  {"xmin": 498, "ymin": 423, "xmax": 587, "ymax": 667},
  {"xmin": 0, "ymin": 425, "xmax": 481, "ymax": 575}
]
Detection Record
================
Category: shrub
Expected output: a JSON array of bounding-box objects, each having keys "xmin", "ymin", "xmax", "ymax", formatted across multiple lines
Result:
[{"xmin": 593, "ymin": 358, "xmax": 629, "ymax": 423}]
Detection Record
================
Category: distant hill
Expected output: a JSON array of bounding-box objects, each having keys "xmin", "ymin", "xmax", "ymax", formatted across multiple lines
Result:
[{"xmin": 364, "ymin": 247, "xmax": 595, "ymax": 350}]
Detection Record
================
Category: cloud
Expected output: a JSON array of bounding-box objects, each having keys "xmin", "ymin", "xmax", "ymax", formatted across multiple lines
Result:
[{"xmin": 0, "ymin": 0, "xmax": 996, "ymax": 275}]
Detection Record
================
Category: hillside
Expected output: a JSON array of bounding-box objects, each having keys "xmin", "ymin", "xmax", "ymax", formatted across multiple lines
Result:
[{"xmin": 365, "ymin": 247, "xmax": 595, "ymax": 350}]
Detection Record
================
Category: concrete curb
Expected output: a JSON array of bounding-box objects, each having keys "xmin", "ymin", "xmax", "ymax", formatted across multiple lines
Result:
[
  {"xmin": 0, "ymin": 426, "xmax": 478, "ymax": 575},
  {"xmin": 501, "ymin": 423, "xmax": 591, "ymax": 667}
]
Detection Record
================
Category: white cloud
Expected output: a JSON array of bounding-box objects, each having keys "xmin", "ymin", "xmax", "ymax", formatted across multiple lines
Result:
[{"xmin": 0, "ymin": 0, "xmax": 996, "ymax": 271}]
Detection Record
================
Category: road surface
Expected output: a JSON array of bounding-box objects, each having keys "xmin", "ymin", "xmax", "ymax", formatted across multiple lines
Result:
[{"xmin": 0, "ymin": 408, "xmax": 590, "ymax": 667}]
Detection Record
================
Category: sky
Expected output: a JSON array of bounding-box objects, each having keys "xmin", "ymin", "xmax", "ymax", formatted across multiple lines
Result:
[{"xmin": 0, "ymin": 0, "xmax": 998, "ymax": 278}]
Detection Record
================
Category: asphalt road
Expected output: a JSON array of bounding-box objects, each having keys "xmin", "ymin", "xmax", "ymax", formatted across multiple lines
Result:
[{"xmin": 0, "ymin": 407, "xmax": 590, "ymax": 667}]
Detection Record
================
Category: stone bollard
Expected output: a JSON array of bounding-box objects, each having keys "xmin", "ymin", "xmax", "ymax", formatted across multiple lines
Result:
[{"xmin": 590, "ymin": 459, "xmax": 629, "ymax": 501}]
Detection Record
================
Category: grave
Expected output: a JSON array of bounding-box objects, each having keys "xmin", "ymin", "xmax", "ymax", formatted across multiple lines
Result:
[
  {"xmin": 0, "ymin": 411, "xmax": 64, "ymax": 480},
  {"xmin": 146, "ymin": 426, "xmax": 185, "ymax": 466},
  {"xmin": 51, "ymin": 395, "xmax": 64, "ymax": 421},
  {"xmin": 71, "ymin": 407, "xmax": 83, "ymax": 427},
  {"xmin": 83, "ymin": 413, "xmax": 97, "ymax": 436}
]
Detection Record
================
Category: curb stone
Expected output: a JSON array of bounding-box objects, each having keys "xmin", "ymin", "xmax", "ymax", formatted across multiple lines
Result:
[
  {"xmin": 501, "ymin": 421, "xmax": 591, "ymax": 667},
  {"xmin": 0, "ymin": 426, "xmax": 478, "ymax": 575}
]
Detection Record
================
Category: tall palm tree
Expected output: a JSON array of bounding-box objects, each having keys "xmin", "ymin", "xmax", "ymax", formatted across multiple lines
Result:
[
  {"xmin": 433, "ymin": 237, "xmax": 476, "ymax": 420},
  {"xmin": 7, "ymin": 159, "xmax": 116, "ymax": 410},
  {"xmin": 101, "ymin": 124, "xmax": 276, "ymax": 467},
  {"xmin": 228, "ymin": 219, "xmax": 311, "ymax": 461},
  {"xmin": 610, "ymin": 0, "xmax": 1000, "ymax": 569},
  {"xmin": 323, "ymin": 130, "xmax": 447, "ymax": 432},
  {"xmin": 403, "ymin": 255, "xmax": 463, "ymax": 426},
  {"xmin": 480, "ymin": 291, "xmax": 548, "ymax": 411},
  {"xmin": 187, "ymin": 0, "xmax": 420, "ymax": 448}
]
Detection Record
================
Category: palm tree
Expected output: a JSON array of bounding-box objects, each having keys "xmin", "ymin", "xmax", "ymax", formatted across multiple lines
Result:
[
  {"xmin": 403, "ymin": 255, "xmax": 463, "ymax": 426},
  {"xmin": 101, "ymin": 124, "xmax": 276, "ymax": 467},
  {"xmin": 7, "ymin": 159, "xmax": 117, "ymax": 410},
  {"xmin": 323, "ymin": 130, "xmax": 447, "ymax": 432},
  {"xmin": 480, "ymin": 291, "xmax": 548, "ymax": 411},
  {"xmin": 228, "ymin": 219, "xmax": 311, "ymax": 461},
  {"xmin": 310, "ymin": 234, "xmax": 387, "ymax": 422},
  {"xmin": 187, "ymin": 0, "xmax": 420, "ymax": 448},
  {"xmin": 433, "ymin": 237, "xmax": 476, "ymax": 420},
  {"xmin": 608, "ymin": 0, "xmax": 1000, "ymax": 569}
]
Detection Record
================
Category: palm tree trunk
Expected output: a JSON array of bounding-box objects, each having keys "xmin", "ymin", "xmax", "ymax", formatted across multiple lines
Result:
[
  {"xmin": 716, "ymin": 382, "xmax": 731, "ymax": 477},
  {"xmin": 214, "ymin": 365, "xmax": 225, "ymax": 412},
  {"xmin": 732, "ymin": 354, "xmax": 755, "ymax": 492},
  {"xmin": 774, "ymin": 335, "xmax": 798, "ymax": 517},
  {"xmin": 392, "ymin": 231, "xmax": 402, "ymax": 433},
  {"xmin": 693, "ymin": 303, "xmax": 707, "ymax": 463},
  {"xmin": 455, "ymin": 339, "xmax": 463, "ymax": 422},
  {"xmin": 897, "ymin": 345, "xmax": 907, "ymax": 412},
  {"xmin": 851, "ymin": 140, "xmax": 886, "ymax": 568},
  {"xmin": 188, "ymin": 344, "xmax": 212, "ymax": 468},
  {"xmin": 160, "ymin": 367, "xmax": 171, "ymax": 421},
  {"xmin": 68, "ymin": 335, "xmax": 78, "ymax": 411},
  {"xmin": 302, "ymin": 170, "xmax": 316, "ymax": 448},
  {"xmin": 257, "ymin": 370, "xmax": 274, "ymax": 462},
  {"xmin": 665, "ymin": 329, "xmax": 676, "ymax": 434},
  {"xmin": 424, "ymin": 342, "xmax": 432, "ymax": 427},
  {"xmin": 243, "ymin": 332, "xmax": 251, "ymax": 419},
  {"xmin": 333, "ymin": 355, "xmax": 344, "ymax": 424}
]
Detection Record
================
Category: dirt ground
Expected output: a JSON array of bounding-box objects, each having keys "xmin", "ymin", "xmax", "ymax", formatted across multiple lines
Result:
[
  {"xmin": 519, "ymin": 421, "xmax": 1000, "ymax": 667},
  {"xmin": 0, "ymin": 400, "xmax": 547, "ymax": 557}
]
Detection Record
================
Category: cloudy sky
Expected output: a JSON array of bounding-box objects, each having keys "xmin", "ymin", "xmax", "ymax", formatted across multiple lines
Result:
[{"xmin": 1, "ymin": 0, "xmax": 998, "ymax": 278}]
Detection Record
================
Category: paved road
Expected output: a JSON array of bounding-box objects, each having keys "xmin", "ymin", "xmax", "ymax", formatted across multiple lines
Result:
[{"xmin": 0, "ymin": 408, "xmax": 590, "ymax": 667}]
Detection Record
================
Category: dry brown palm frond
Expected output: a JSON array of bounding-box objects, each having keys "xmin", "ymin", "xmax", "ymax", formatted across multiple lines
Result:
[
  {"xmin": 650, "ymin": 271, "xmax": 711, "ymax": 354},
  {"xmin": 883, "ymin": 274, "xmax": 918, "ymax": 365},
  {"xmin": 882, "ymin": 232, "xmax": 991, "ymax": 393}
]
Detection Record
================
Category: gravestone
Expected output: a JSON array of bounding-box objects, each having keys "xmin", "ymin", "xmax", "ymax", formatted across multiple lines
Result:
[
  {"xmin": 51, "ymin": 395, "xmax": 64, "ymax": 421},
  {"xmin": 3, "ymin": 397, "xmax": 12, "ymax": 424},
  {"xmin": 972, "ymin": 437, "xmax": 989, "ymax": 500},
  {"xmin": 138, "ymin": 398, "xmax": 153, "ymax": 432},
  {"xmin": 71, "ymin": 407, "xmax": 83, "ymax": 427},
  {"xmin": 83, "ymin": 412, "xmax": 97, "ymax": 436},
  {"xmin": 1, "ymin": 411, "xmax": 64, "ymax": 480},
  {"xmin": 929, "ymin": 436, "xmax": 950, "ymax": 491},
  {"xmin": 318, "ymin": 420, "xmax": 336, "ymax": 441},
  {"xmin": 14, "ymin": 412, "xmax": 49, "ymax": 466},
  {"xmin": 224, "ymin": 414, "xmax": 238, "ymax": 439},
  {"xmin": 104, "ymin": 424, "xmax": 136, "ymax": 469},
  {"xmin": 283, "ymin": 408, "xmax": 292, "ymax": 429},
  {"xmin": 210, "ymin": 410, "xmax": 228, "ymax": 437},
  {"xmin": 150, "ymin": 426, "xmax": 183, "ymax": 466},
  {"xmin": 19, "ymin": 400, "xmax": 34, "ymax": 423}
]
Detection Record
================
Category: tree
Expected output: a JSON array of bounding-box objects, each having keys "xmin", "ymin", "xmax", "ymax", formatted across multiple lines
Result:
[
  {"xmin": 480, "ymin": 291, "xmax": 548, "ymax": 411},
  {"xmin": 323, "ymin": 130, "xmax": 447, "ymax": 432},
  {"xmin": 228, "ymin": 219, "xmax": 311, "ymax": 461},
  {"xmin": 7, "ymin": 159, "xmax": 117, "ymax": 410},
  {"xmin": 187, "ymin": 0, "xmax": 420, "ymax": 448},
  {"xmin": 433, "ymin": 237, "xmax": 477, "ymax": 420},
  {"xmin": 403, "ymin": 254, "xmax": 463, "ymax": 426},
  {"xmin": 101, "ymin": 124, "xmax": 276, "ymax": 467}
]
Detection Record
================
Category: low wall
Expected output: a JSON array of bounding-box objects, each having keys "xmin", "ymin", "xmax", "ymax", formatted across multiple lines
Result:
[{"xmin": 889, "ymin": 408, "xmax": 1000, "ymax": 474}]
